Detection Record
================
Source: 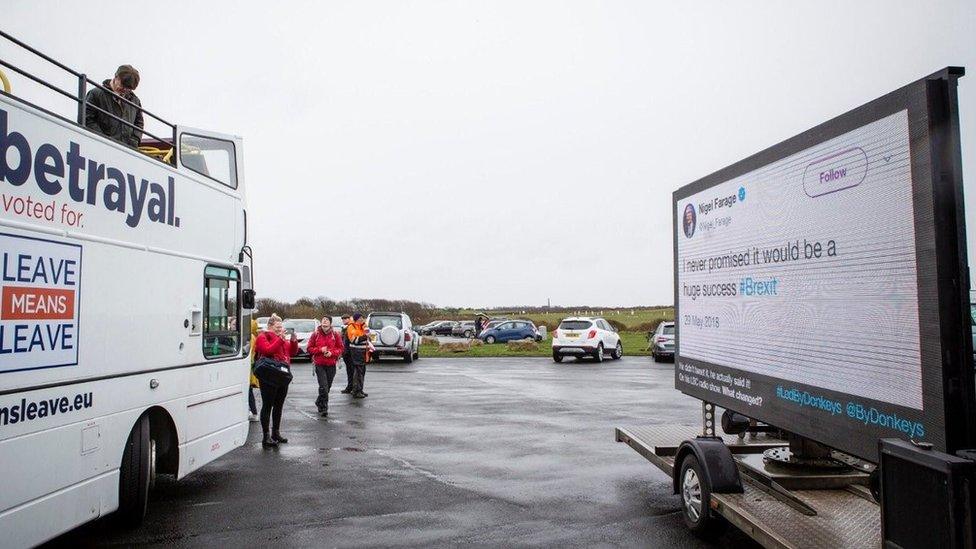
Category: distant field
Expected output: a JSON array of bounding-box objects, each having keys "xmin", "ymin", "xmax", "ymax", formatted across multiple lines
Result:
[
  {"xmin": 416, "ymin": 332, "xmax": 654, "ymax": 358},
  {"xmin": 449, "ymin": 308, "xmax": 674, "ymax": 331}
]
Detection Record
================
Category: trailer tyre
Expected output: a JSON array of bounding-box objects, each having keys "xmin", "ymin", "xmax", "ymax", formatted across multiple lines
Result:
[
  {"xmin": 678, "ymin": 454, "xmax": 725, "ymax": 537},
  {"xmin": 118, "ymin": 414, "xmax": 152, "ymax": 527}
]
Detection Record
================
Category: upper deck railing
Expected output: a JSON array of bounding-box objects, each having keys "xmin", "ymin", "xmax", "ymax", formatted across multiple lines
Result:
[{"xmin": 0, "ymin": 29, "xmax": 177, "ymax": 165}]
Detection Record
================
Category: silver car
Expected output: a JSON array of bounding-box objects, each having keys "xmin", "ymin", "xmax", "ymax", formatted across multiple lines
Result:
[
  {"xmin": 366, "ymin": 312, "xmax": 420, "ymax": 363},
  {"xmin": 650, "ymin": 321, "xmax": 675, "ymax": 362},
  {"xmin": 452, "ymin": 321, "xmax": 476, "ymax": 338}
]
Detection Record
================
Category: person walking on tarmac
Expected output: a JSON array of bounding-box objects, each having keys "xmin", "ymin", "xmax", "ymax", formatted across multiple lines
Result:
[
  {"xmin": 339, "ymin": 314, "xmax": 355, "ymax": 394},
  {"xmin": 346, "ymin": 313, "xmax": 371, "ymax": 398},
  {"xmin": 307, "ymin": 316, "xmax": 344, "ymax": 417},
  {"xmin": 254, "ymin": 314, "xmax": 299, "ymax": 447},
  {"xmin": 248, "ymin": 319, "xmax": 260, "ymax": 422}
]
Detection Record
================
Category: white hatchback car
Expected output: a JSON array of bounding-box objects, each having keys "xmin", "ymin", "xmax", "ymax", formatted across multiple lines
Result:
[
  {"xmin": 551, "ymin": 317, "xmax": 622, "ymax": 362},
  {"xmin": 283, "ymin": 318, "xmax": 318, "ymax": 360}
]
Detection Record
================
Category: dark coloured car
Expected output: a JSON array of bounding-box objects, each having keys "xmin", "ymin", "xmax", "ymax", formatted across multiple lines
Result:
[
  {"xmin": 432, "ymin": 321, "xmax": 458, "ymax": 336},
  {"xmin": 420, "ymin": 321, "xmax": 457, "ymax": 336}
]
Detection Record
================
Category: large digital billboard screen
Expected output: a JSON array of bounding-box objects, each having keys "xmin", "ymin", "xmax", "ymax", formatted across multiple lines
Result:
[{"xmin": 673, "ymin": 68, "xmax": 973, "ymax": 461}]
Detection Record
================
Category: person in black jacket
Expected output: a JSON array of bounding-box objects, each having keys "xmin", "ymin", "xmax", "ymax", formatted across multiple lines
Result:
[
  {"xmin": 84, "ymin": 65, "xmax": 144, "ymax": 148},
  {"xmin": 339, "ymin": 314, "xmax": 355, "ymax": 393}
]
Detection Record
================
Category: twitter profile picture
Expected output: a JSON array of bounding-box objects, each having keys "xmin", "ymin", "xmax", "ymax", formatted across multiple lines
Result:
[{"xmin": 683, "ymin": 203, "xmax": 696, "ymax": 238}]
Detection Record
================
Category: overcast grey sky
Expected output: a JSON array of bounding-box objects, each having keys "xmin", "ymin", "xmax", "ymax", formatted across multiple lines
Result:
[{"xmin": 5, "ymin": 1, "xmax": 976, "ymax": 307}]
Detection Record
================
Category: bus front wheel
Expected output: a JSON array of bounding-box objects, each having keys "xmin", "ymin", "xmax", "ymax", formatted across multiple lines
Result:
[{"xmin": 118, "ymin": 414, "xmax": 153, "ymax": 526}]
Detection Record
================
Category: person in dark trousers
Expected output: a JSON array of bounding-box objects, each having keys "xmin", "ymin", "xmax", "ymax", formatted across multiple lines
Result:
[
  {"xmin": 474, "ymin": 315, "xmax": 484, "ymax": 337},
  {"xmin": 340, "ymin": 314, "xmax": 355, "ymax": 393},
  {"xmin": 248, "ymin": 319, "xmax": 259, "ymax": 422},
  {"xmin": 307, "ymin": 316, "xmax": 344, "ymax": 417},
  {"xmin": 254, "ymin": 314, "xmax": 298, "ymax": 447},
  {"xmin": 346, "ymin": 313, "xmax": 370, "ymax": 398},
  {"xmin": 84, "ymin": 65, "xmax": 144, "ymax": 148}
]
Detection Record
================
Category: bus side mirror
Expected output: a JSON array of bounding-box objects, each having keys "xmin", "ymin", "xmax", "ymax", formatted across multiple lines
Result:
[{"xmin": 242, "ymin": 289, "xmax": 256, "ymax": 310}]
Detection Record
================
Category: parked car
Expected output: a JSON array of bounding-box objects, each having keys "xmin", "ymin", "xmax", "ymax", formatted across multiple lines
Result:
[
  {"xmin": 551, "ymin": 317, "xmax": 622, "ymax": 362},
  {"xmin": 480, "ymin": 320, "xmax": 540, "ymax": 344},
  {"xmin": 421, "ymin": 321, "xmax": 457, "ymax": 336},
  {"xmin": 452, "ymin": 321, "xmax": 476, "ymax": 338},
  {"xmin": 482, "ymin": 319, "xmax": 505, "ymax": 332},
  {"xmin": 256, "ymin": 316, "xmax": 270, "ymax": 332},
  {"xmin": 650, "ymin": 321, "xmax": 675, "ymax": 362},
  {"xmin": 283, "ymin": 318, "xmax": 318, "ymax": 360},
  {"xmin": 366, "ymin": 312, "xmax": 420, "ymax": 363}
]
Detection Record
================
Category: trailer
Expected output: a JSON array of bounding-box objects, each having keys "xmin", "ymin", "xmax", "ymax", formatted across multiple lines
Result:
[
  {"xmin": 616, "ymin": 414, "xmax": 880, "ymax": 548},
  {"xmin": 619, "ymin": 66, "xmax": 976, "ymax": 548}
]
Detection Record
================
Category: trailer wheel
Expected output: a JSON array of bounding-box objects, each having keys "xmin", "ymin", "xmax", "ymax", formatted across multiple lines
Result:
[
  {"xmin": 678, "ymin": 454, "xmax": 725, "ymax": 536},
  {"xmin": 118, "ymin": 414, "xmax": 153, "ymax": 526}
]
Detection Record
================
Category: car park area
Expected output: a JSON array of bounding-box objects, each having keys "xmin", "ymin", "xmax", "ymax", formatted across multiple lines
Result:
[{"xmin": 46, "ymin": 357, "xmax": 756, "ymax": 548}]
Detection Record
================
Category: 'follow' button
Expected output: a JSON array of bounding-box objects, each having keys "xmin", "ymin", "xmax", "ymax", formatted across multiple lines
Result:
[{"xmin": 802, "ymin": 146, "xmax": 868, "ymax": 198}]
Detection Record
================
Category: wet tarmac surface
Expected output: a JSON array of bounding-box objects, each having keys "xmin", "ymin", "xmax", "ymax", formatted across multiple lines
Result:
[{"xmin": 46, "ymin": 357, "xmax": 759, "ymax": 548}]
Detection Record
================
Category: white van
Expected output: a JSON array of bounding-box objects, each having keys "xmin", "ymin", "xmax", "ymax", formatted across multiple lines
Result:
[{"xmin": 0, "ymin": 33, "xmax": 254, "ymax": 546}]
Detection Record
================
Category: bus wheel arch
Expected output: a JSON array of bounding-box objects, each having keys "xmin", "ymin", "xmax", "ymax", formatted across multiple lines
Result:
[
  {"xmin": 145, "ymin": 406, "xmax": 179, "ymax": 477},
  {"xmin": 117, "ymin": 407, "xmax": 179, "ymax": 526}
]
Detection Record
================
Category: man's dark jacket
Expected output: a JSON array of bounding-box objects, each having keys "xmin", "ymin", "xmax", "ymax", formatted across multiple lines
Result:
[{"xmin": 84, "ymin": 80, "xmax": 144, "ymax": 148}]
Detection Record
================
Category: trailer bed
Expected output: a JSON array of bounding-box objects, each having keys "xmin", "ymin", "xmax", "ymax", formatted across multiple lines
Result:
[{"xmin": 616, "ymin": 425, "xmax": 880, "ymax": 549}]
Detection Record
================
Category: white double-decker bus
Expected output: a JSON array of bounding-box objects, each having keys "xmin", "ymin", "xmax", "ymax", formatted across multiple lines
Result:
[{"xmin": 0, "ymin": 32, "xmax": 254, "ymax": 547}]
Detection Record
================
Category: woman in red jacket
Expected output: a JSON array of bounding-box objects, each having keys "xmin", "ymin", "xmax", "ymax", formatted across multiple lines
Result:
[
  {"xmin": 254, "ymin": 314, "xmax": 299, "ymax": 447},
  {"xmin": 307, "ymin": 316, "xmax": 345, "ymax": 417}
]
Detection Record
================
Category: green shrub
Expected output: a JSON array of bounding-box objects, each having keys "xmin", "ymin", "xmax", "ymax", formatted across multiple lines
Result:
[{"xmin": 606, "ymin": 318, "xmax": 627, "ymax": 332}]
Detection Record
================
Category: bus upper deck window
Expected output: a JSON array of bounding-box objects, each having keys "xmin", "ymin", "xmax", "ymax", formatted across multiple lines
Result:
[{"xmin": 181, "ymin": 133, "xmax": 238, "ymax": 189}]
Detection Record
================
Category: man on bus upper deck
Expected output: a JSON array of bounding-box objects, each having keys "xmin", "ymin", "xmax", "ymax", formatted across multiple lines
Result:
[{"xmin": 84, "ymin": 65, "xmax": 144, "ymax": 148}]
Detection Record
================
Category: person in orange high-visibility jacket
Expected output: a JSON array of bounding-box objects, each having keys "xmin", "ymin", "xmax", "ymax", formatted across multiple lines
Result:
[{"xmin": 345, "ymin": 313, "xmax": 370, "ymax": 398}]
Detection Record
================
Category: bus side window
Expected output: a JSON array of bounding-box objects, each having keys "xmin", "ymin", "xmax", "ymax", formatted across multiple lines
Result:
[
  {"xmin": 181, "ymin": 133, "xmax": 238, "ymax": 189},
  {"xmin": 203, "ymin": 266, "xmax": 240, "ymax": 358}
]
